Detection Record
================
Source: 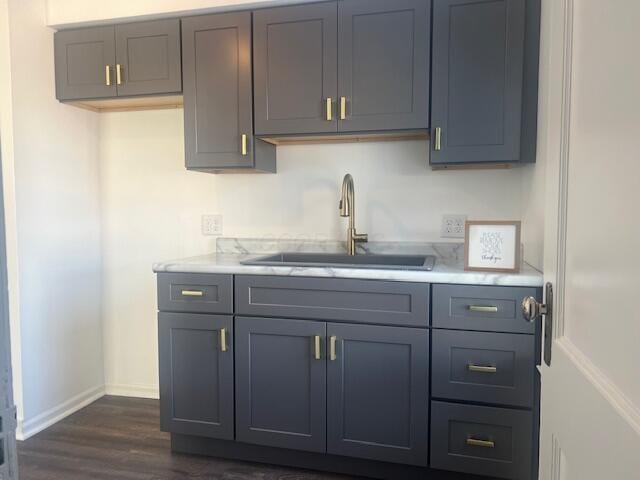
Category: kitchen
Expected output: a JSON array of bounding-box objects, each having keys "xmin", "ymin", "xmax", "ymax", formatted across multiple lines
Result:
[{"xmin": 0, "ymin": 1, "xmax": 639, "ymax": 480}]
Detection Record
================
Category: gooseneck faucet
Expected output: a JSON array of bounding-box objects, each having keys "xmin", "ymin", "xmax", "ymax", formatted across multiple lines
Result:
[{"xmin": 339, "ymin": 174, "xmax": 368, "ymax": 255}]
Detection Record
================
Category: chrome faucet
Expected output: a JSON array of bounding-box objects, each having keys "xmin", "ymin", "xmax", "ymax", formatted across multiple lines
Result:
[{"xmin": 339, "ymin": 174, "xmax": 368, "ymax": 255}]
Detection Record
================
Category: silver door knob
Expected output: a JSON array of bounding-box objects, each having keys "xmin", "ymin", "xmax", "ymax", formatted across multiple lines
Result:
[{"xmin": 522, "ymin": 296, "xmax": 548, "ymax": 323}]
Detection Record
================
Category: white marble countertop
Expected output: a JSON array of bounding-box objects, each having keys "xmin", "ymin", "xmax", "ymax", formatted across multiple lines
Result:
[{"xmin": 153, "ymin": 238, "xmax": 543, "ymax": 287}]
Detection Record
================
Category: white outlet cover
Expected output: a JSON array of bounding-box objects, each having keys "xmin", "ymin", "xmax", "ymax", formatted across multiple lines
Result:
[
  {"xmin": 441, "ymin": 214, "xmax": 467, "ymax": 239},
  {"xmin": 202, "ymin": 214, "xmax": 223, "ymax": 236}
]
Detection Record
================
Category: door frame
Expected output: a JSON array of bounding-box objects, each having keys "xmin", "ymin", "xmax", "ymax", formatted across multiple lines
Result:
[
  {"xmin": 539, "ymin": 0, "xmax": 640, "ymax": 477},
  {"xmin": 0, "ymin": 140, "xmax": 18, "ymax": 479}
]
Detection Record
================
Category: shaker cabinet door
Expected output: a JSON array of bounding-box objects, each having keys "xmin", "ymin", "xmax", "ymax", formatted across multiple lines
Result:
[
  {"xmin": 253, "ymin": 3, "xmax": 338, "ymax": 135},
  {"xmin": 326, "ymin": 323, "xmax": 429, "ymax": 466},
  {"xmin": 235, "ymin": 317, "xmax": 327, "ymax": 453},
  {"xmin": 115, "ymin": 19, "xmax": 182, "ymax": 97},
  {"xmin": 338, "ymin": 0, "xmax": 430, "ymax": 132},
  {"xmin": 431, "ymin": 0, "xmax": 526, "ymax": 164},
  {"xmin": 54, "ymin": 26, "xmax": 117, "ymax": 101},
  {"xmin": 158, "ymin": 313, "xmax": 234, "ymax": 440},
  {"xmin": 182, "ymin": 13, "xmax": 255, "ymax": 169}
]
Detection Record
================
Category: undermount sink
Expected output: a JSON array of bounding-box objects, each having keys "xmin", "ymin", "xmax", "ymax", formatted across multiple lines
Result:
[{"xmin": 241, "ymin": 253, "xmax": 436, "ymax": 271}]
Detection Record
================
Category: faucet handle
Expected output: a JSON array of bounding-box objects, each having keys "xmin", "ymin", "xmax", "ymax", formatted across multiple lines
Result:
[{"xmin": 354, "ymin": 232, "xmax": 368, "ymax": 243}]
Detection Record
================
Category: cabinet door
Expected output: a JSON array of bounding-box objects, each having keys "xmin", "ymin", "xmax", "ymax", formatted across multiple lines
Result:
[
  {"xmin": 253, "ymin": 3, "xmax": 338, "ymax": 135},
  {"xmin": 54, "ymin": 26, "xmax": 116, "ymax": 100},
  {"xmin": 115, "ymin": 19, "xmax": 182, "ymax": 97},
  {"xmin": 235, "ymin": 317, "xmax": 326, "ymax": 453},
  {"xmin": 182, "ymin": 13, "xmax": 254, "ymax": 169},
  {"xmin": 158, "ymin": 313, "xmax": 234, "ymax": 440},
  {"xmin": 327, "ymin": 323, "xmax": 429, "ymax": 466},
  {"xmin": 338, "ymin": 0, "xmax": 430, "ymax": 132},
  {"xmin": 431, "ymin": 0, "xmax": 526, "ymax": 164}
]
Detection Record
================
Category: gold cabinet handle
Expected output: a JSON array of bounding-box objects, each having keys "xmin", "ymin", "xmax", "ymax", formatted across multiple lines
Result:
[
  {"xmin": 340, "ymin": 96, "xmax": 347, "ymax": 120},
  {"xmin": 466, "ymin": 438, "xmax": 495, "ymax": 449},
  {"xmin": 469, "ymin": 305, "xmax": 499, "ymax": 313},
  {"xmin": 116, "ymin": 64, "xmax": 122, "ymax": 85},
  {"xmin": 105, "ymin": 65, "xmax": 111, "ymax": 86},
  {"xmin": 181, "ymin": 290, "xmax": 204, "ymax": 297},
  {"xmin": 326, "ymin": 98, "xmax": 333, "ymax": 121},
  {"xmin": 241, "ymin": 134, "xmax": 248, "ymax": 156},
  {"xmin": 313, "ymin": 335, "xmax": 321, "ymax": 360},
  {"xmin": 330, "ymin": 336, "xmax": 337, "ymax": 361},
  {"xmin": 434, "ymin": 127, "xmax": 442, "ymax": 151},
  {"xmin": 468, "ymin": 364, "xmax": 497, "ymax": 374},
  {"xmin": 220, "ymin": 328, "xmax": 228, "ymax": 352}
]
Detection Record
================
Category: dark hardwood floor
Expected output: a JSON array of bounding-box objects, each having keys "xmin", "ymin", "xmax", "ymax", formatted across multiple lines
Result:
[{"xmin": 18, "ymin": 396, "xmax": 358, "ymax": 480}]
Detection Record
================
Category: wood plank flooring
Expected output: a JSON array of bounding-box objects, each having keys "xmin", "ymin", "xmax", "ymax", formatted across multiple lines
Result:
[{"xmin": 18, "ymin": 396, "xmax": 358, "ymax": 480}]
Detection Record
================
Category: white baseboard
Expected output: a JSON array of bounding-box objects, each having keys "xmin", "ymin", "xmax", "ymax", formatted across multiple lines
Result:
[
  {"xmin": 17, "ymin": 385, "xmax": 105, "ymax": 441},
  {"xmin": 105, "ymin": 383, "xmax": 159, "ymax": 400}
]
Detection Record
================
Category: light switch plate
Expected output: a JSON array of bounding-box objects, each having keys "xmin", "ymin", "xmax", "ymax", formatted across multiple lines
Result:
[
  {"xmin": 202, "ymin": 214, "xmax": 223, "ymax": 236},
  {"xmin": 441, "ymin": 214, "xmax": 467, "ymax": 239}
]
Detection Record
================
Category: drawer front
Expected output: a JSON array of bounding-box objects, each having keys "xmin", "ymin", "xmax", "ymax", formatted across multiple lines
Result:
[
  {"xmin": 432, "ymin": 284, "xmax": 539, "ymax": 334},
  {"xmin": 431, "ymin": 401, "xmax": 533, "ymax": 480},
  {"xmin": 432, "ymin": 330, "xmax": 535, "ymax": 408},
  {"xmin": 157, "ymin": 273, "xmax": 233, "ymax": 314},
  {"xmin": 235, "ymin": 276, "xmax": 429, "ymax": 327}
]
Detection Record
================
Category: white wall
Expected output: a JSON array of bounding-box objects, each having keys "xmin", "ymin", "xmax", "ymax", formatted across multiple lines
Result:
[
  {"xmin": 0, "ymin": 0, "xmax": 104, "ymax": 439},
  {"xmin": 46, "ymin": 0, "xmax": 315, "ymax": 27},
  {"xmin": 100, "ymin": 109, "xmax": 526, "ymax": 396}
]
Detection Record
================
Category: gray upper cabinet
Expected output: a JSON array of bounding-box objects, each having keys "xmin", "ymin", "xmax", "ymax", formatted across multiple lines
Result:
[
  {"xmin": 114, "ymin": 19, "xmax": 182, "ymax": 97},
  {"xmin": 253, "ymin": 3, "xmax": 338, "ymax": 135},
  {"xmin": 55, "ymin": 26, "xmax": 117, "ymax": 100},
  {"xmin": 55, "ymin": 20, "xmax": 182, "ymax": 101},
  {"xmin": 158, "ymin": 313, "xmax": 234, "ymax": 440},
  {"xmin": 182, "ymin": 13, "xmax": 275, "ymax": 172},
  {"xmin": 235, "ymin": 317, "xmax": 327, "ymax": 453},
  {"xmin": 338, "ymin": 0, "xmax": 430, "ymax": 132},
  {"xmin": 431, "ymin": 0, "xmax": 536, "ymax": 165},
  {"xmin": 327, "ymin": 323, "xmax": 429, "ymax": 466}
]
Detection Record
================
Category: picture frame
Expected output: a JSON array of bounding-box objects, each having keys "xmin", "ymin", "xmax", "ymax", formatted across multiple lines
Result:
[{"xmin": 464, "ymin": 221, "xmax": 522, "ymax": 273}]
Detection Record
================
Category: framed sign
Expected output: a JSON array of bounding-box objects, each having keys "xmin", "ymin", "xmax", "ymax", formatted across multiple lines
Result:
[{"xmin": 464, "ymin": 221, "xmax": 522, "ymax": 273}]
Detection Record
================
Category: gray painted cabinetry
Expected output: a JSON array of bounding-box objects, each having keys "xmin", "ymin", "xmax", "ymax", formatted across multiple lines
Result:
[
  {"xmin": 55, "ymin": 19, "xmax": 181, "ymax": 101},
  {"xmin": 157, "ymin": 272, "xmax": 540, "ymax": 479}
]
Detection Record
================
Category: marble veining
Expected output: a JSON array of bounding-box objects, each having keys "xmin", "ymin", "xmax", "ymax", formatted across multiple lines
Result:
[{"xmin": 153, "ymin": 238, "xmax": 543, "ymax": 287}]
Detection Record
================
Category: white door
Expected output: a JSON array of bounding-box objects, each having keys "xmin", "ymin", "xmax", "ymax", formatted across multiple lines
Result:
[{"xmin": 537, "ymin": 1, "xmax": 640, "ymax": 479}]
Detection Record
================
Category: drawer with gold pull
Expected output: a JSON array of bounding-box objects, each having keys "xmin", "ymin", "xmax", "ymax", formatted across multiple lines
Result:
[
  {"xmin": 432, "ymin": 329, "xmax": 535, "ymax": 408},
  {"xmin": 431, "ymin": 401, "xmax": 533, "ymax": 480},
  {"xmin": 157, "ymin": 273, "xmax": 233, "ymax": 314},
  {"xmin": 432, "ymin": 284, "xmax": 540, "ymax": 334}
]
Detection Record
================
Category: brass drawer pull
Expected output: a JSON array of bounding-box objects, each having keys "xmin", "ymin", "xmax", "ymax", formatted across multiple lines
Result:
[
  {"xmin": 468, "ymin": 364, "xmax": 497, "ymax": 374},
  {"xmin": 469, "ymin": 305, "xmax": 499, "ymax": 313},
  {"xmin": 220, "ymin": 328, "xmax": 228, "ymax": 352},
  {"xmin": 241, "ymin": 134, "xmax": 248, "ymax": 156},
  {"xmin": 326, "ymin": 97, "xmax": 333, "ymax": 121},
  {"xmin": 434, "ymin": 127, "xmax": 442, "ymax": 151},
  {"xmin": 181, "ymin": 290, "xmax": 204, "ymax": 297},
  {"xmin": 330, "ymin": 336, "xmax": 337, "ymax": 361},
  {"xmin": 116, "ymin": 63, "xmax": 122, "ymax": 85},
  {"xmin": 105, "ymin": 65, "xmax": 111, "ymax": 86},
  {"xmin": 466, "ymin": 438, "xmax": 495, "ymax": 449},
  {"xmin": 340, "ymin": 96, "xmax": 347, "ymax": 120},
  {"xmin": 313, "ymin": 335, "xmax": 321, "ymax": 360}
]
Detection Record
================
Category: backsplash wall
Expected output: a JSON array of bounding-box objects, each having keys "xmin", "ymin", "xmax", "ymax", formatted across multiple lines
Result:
[{"xmin": 99, "ymin": 108, "xmax": 526, "ymax": 396}]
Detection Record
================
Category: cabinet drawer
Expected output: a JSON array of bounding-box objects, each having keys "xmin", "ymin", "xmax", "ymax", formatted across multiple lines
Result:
[
  {"xmin": 432, "ymin": 330, "xmax": 535, "ymax": 408},
  {"xmin": 432, "ymin": 284, "xmax": 539, "ymax": 334},
  {"xmin": 157, "ymin": 273, "xmax": 233, "ymax": 314},
  {"xmin": 235, "ymin": 276, "xmax": 429, "ymax": 327},
  {"xmin": 431, "ymin": 401, "xmax": 533, "ymax": 480}
]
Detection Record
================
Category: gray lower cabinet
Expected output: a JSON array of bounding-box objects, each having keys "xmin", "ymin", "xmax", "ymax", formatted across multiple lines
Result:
[
  {"xmin": 55, "ymin": 20, "xmax": 182, "ymax": 101},
  {"xmin": 158, "ymin": 313, "xmax": 234, "ymax": 440},
  {"xmin": 337, "ymin": 0, "xmax": 430, "ymax": 132},
  {"xmin": 327, "ymin": 323, "xmax": 429, "ymax": 466},
  {"xmin": 253, "ymin": 2, "xmax": 338, "ymax": 135},
  {"xmin": 182, "ymin": 13, "xmax": 275, "ymax": 172},
  {"xmin": 235, "ymin": 317, "xmax": 327, "ymax": 453},
  {"xmin": 55, "ymin": 26, "xmax": 117, "ymax": 100},
  {"xmin": 430, "ymin": 0, "xmax": 539, "ymax": 165}
]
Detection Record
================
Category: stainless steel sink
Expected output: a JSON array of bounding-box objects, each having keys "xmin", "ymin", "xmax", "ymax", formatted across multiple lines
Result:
[{"xmin": 241, "ymin": 253, "xmax": 436, "ymax": 271}]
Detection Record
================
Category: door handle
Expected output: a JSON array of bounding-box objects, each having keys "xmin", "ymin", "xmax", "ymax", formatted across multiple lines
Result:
[
  {"xmin": 220, "ymin": 328, "xmax": 228, "ymax": 352},
  {"xmin": 522, "ymin": 282, "xmax": 554, "ymax": 367},
  {"xmin": 313, "ymin": 335, "xmax": 321, "ymax": 360}
]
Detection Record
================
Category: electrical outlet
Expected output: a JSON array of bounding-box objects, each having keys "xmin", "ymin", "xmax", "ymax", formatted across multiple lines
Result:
[
  {"xmin": 441, "ymin": 214, "xmax": 467, "ymax": 239},
  {"xmin": 202, "ymin": 214, "xmax": 223, "ymax": 236}
]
